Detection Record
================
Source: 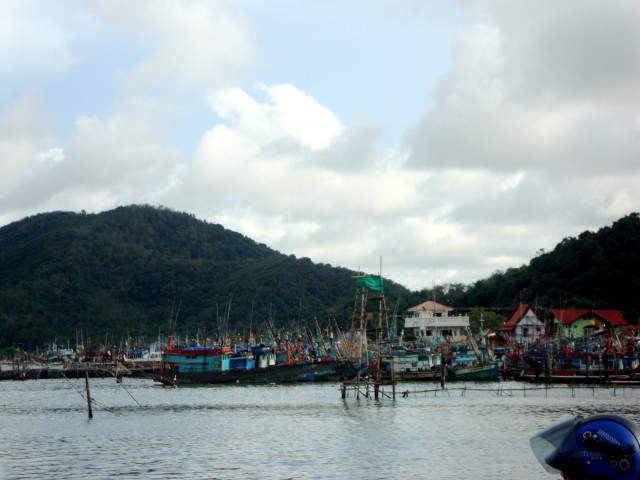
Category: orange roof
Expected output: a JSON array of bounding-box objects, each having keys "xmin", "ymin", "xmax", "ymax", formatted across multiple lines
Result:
[{"xmin": 408, "ymin": 300, "xmax": 453, "ymax": 312}]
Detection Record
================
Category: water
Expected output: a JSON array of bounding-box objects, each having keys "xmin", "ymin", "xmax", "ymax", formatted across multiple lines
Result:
[{"xmin": 2, "ymin": 378, "xmax": 640, "ymax": 479}]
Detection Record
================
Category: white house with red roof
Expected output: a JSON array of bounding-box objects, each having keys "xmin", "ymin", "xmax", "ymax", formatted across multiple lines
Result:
[
  {"xmin": 552, "ymin": 309, "xmax": 629, "ymax": 338},
  {"xmin": 499, "ymin": 304, "xmax": 545, "ymax": 343},
  {"xmin": 404, "ymin": 300, "xmax": 470, "ymax": 342}
]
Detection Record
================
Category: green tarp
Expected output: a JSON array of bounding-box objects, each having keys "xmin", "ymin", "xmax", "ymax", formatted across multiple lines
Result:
[{"xmin": 356, "ymin": 275, "xmax": 384, "ymax": 292}]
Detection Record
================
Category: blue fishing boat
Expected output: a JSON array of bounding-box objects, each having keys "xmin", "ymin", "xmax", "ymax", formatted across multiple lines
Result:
[
  {"xmin": 152, "ymin": 339, "xmax": 342, "ymax": 386},
  {"xmin": 160, "ymin": 344, "xmax": 232, "ymax": 374}
]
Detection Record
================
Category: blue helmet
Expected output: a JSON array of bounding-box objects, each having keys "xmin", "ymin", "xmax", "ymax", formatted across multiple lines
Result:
[{"xmin": 531, "ymin": 414, "xmax": 640, "ymax": 479}]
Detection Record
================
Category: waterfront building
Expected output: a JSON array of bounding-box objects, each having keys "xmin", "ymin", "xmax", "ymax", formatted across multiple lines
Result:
[
  {"xmin": 552, "ymin": 309, "xmax": 630, "ymax": 338},
  {"xmin": 500, "ymin": 304, "xmax": 545, "ymax": 345},
  {"xmin": 403, "ymin": 300, "xmax": 470, "ymax": 342}
]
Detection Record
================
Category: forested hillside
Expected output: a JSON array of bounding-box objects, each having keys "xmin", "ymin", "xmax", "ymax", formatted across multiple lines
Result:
[
  {"xmin": 0, "ymin": 206, "xmax": 638, "ymax": 350},
  {"xmin": 417, "ymin": 213, "xmax": 640, "ymax": 325},
  {"xmin": 0, "ymin": 205, "xmax": 417, "ymax": 349}
]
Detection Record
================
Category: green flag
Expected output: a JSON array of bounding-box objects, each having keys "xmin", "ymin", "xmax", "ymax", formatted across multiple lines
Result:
[{"xmin": 356, "ymin": 275, "xmax": 384, "ymax": 292}]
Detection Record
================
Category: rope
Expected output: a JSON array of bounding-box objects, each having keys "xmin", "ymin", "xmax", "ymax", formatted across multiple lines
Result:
[{"xmin": 108, "ymin": 369, "xmax": 142, "ymax": 407}]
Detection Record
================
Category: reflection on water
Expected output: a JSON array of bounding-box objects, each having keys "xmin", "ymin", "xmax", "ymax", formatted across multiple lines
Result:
[{"xmin": 2, "ymin": 379, "xmax": 640, "ymax": 479}]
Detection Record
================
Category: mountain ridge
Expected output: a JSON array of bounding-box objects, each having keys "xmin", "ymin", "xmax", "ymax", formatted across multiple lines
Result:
[{"xmin": 1, "ymin": 205, "xmax": 638, "ymax": 350}]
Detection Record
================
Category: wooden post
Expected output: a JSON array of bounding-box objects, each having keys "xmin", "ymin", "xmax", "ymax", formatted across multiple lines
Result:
[
  {"xmin": 545, "ymin": 345, "xmax": 553, "ymax": 381},
  {"xmin": 440, "ymin": 352, "xmax": 446, "ymax": 388},
  {"xmin": 85, "ymin": 371, "xmax": 93, "ymax": 419}
]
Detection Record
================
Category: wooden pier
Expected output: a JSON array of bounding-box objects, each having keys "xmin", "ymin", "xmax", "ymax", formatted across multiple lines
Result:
[
  {"xmin": 0, "ymin": 362, "xmax": 154, "ymax": 381},
  {"xmin": 340, "ymin": 376, "xmax": 397, "ymax": 400}
]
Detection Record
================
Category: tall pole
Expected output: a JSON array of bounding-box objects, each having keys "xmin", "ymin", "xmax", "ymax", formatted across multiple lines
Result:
[{"xmin": 85, "ymin": 371, "xmax": 93, "ymax": 419}]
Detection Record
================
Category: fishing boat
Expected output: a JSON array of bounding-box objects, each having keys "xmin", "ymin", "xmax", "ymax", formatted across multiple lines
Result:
[
  {"xmin": 382, "ymin": 348, "xmax": 499, "ymax": 381},
  {"xmin": 153, "ymin": 355, "xmax": 342, "ymax": 385},
  {"xmin": 515, "ymin": 336, "xmax": 640, "ymax": 383},
  {"xmin": 152, "ymin": 337, "xmax": 344, "ymax": 386}
]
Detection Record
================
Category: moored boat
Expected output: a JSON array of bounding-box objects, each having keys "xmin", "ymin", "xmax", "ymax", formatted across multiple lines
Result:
[{"xmin": 153, "ymin": 356, "xmax": 342, "ymax": 385}]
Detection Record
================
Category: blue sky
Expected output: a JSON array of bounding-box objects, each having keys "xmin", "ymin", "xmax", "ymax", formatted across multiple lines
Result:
[{"xmin": 1, "ymin": 0, "xmax": 639, "ymax": 292}]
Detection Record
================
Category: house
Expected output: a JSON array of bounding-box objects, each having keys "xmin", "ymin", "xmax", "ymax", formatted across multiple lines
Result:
[
  {"xmin": 552, "ymin": 309, "xmax": 629, "ymax": 338},
  {"xmin": 499, "ymin": 304, "xmax": 545, "ymax": 344},
  {"xmin": 403, "ymin": 300, "xmax": 470, "ymax": 342}
]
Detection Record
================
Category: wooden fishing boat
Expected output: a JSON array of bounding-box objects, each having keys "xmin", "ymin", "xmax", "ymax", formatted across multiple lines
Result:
[
  {"xmin": 151, "ymin": 339, "xmax": 345, "ymax": 385},
  {"xmin": 516, "ymin": 344, "xmax": 639, "ymax": 384},
  {"xmin": 391, "ymin": 360, "xmax": 499, "ymax": 381},
  {"xmin": 153, "ymin": 356, "xmax": 342, "ymax": 385}
]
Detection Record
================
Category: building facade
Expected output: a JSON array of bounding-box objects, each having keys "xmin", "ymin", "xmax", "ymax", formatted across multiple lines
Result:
[
  {"xmin": 404, "ymin": 300, "xmax": 470, "ymax": 342},
  {"xmin": 499, "ymin": 304, "xmax": 545, "ymax": 344}
]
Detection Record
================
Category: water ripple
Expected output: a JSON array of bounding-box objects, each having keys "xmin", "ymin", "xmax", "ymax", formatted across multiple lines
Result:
[{"xmin": 3, "ymin": 379, "xmax": 640, "ymax": 479}]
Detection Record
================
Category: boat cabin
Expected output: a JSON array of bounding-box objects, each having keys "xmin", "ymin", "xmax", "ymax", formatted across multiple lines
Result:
[{"xmin": 163, "ymin": 346, "xmax": 231, "ymax": 373}]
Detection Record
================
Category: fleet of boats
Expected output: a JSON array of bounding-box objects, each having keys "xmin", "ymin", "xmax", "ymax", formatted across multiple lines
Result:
[{"xmin": 2, "ymin": 277, "xmax": 639, "ymax": 386}]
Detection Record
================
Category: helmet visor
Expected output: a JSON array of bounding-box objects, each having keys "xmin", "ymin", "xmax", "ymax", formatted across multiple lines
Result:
[{"xmin": 530, "ymin": 417, "xmax": 581, "ymax": 474}]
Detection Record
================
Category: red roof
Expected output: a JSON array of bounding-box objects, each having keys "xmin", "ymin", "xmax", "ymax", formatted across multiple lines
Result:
[
  {"xmin": 552, "ymin": 309, "xmax": 628, "ymax": 326},
  {"xmin": 408, "ymin": 300, "xmax": 453, "ymax": 312},
  {"xmin": 500, "ymin": 304, "xmax": 535, "ymax": 331}
]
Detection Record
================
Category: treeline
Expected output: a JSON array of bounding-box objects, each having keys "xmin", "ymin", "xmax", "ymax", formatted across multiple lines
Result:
[
  {"xmin": 0, "ymin": 205, "xmax": 638, "ymax": 350},
  {"xmin": 0, "ymin": 205, "xmax": 417, "ymax": 349},
  {"xmin": 417, "ymin": 213, "xmax": 640, "ymax": 325}
]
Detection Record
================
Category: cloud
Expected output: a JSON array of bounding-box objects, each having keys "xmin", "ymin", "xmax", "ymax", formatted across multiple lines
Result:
[
  {"xmin": 491, "ymin": 0, "xmax": 640, "ymax": 103},
  {"xmin": 0, "ymin": 0, "xmax": 253, "ymax": 224},
  {"xmin": 1, "ymin": 110, "xmax": 182, "ymax": 215},
  {"xmin": 1, "ymin": 0, "xmax": 639, "ymax": 292},
  {"xmin": 209, "ymin": 84, "xmax": 342, "ymax": 151},
  {"xmin": 181, "ymin": 84, "xmax": 420, "ymax": 220},
  {"xmin": 0, "ymin": 94, "xmax": 55, "ymax": 204},
  {"xmin": 0, "ymin": 0, "xmax": 77, "ymax": 76},
  {"xmin": 397, "ymin": 0, "xmax": 640, "ymax": 285},
  {"xmin": 87, "ymin": 0, "xmax": 255, "ymax": 92},
  {"xmin": 407, "ymin": 0, "xmax": 640, "ymax": 176}
]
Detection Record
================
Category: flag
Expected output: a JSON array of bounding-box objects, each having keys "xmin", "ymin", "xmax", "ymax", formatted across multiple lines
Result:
[{"xmin": 356, "ymin": 275, "xmax": 384, "ymax": 292}]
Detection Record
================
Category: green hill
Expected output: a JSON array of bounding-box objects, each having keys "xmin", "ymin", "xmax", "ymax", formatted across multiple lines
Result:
[
  {"xmin": 1, "ymin": 205, "xmax": 638, "ymax": 350},
  {"xmin": 0, "ymin": 205, "xmax": 416, "ymax": 349},
  {"xmin": 417, "ymin": 213, "xmax": 640, "ymax": 325}
]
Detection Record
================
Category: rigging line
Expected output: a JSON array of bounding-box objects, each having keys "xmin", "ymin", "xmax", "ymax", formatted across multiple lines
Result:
[
  {"xmin": 60, "ymin": 371, "xmax": 88, "ymax": 401},
  {"xmin": 89, "ymin": 397, "xmax": 121, "ymax": 415},
  {"xmin": 108, "ymin": 371, "xmax": 142, "ymax": 407},
  {"xmin": 59, "ymin": 371, "xmax": 119, "ymax": 414}
]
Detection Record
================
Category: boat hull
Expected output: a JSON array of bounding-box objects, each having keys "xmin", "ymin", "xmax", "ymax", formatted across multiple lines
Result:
[
  {"xmin": 393, "ymin": 362, "xmax": 499, "ymax": 382},
  {"xmin": 152, "ymin": 359, "xmax": 342, "ymax": 385}
]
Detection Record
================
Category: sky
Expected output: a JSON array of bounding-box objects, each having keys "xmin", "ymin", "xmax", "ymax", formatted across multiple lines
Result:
[{"xmin": 1, "ymin": 0, "xmax": 639, "ymax": 292}]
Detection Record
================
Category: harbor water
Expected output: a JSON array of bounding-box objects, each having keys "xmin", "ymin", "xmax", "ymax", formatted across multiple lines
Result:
[{"xmin": 2, "ymin": 378, "xmax": 640, "ymax": 479}]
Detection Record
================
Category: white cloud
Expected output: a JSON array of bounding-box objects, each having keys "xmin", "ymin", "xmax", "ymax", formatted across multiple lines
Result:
[
  {"xmin": 393, "ymin": 0, "xmax": 640, "ymax": 289},
  {"xmin": 0, "ymin": 0, "xmax": 77, "ymax": 76},
  {"xmin": 1, "ymin": 0, "xmax": 639, "ymax": 292},
  {"xmin": 408, "ymin": 0, "xmax": 640, "ymax": 176},
  {"xmin": 88, "ymin": 0, "xmax": 255, "ymax": 92},
  {"xmin": 0, "ymin": 94, "xmax": 55, "ymax": 201},
  {"xmin": 209, "ymin": 84, "xmax": 342, "ymax": 151},
  {"xmin": 182, "ymin": 84, "xmax": 421, "ymax": 222}
]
